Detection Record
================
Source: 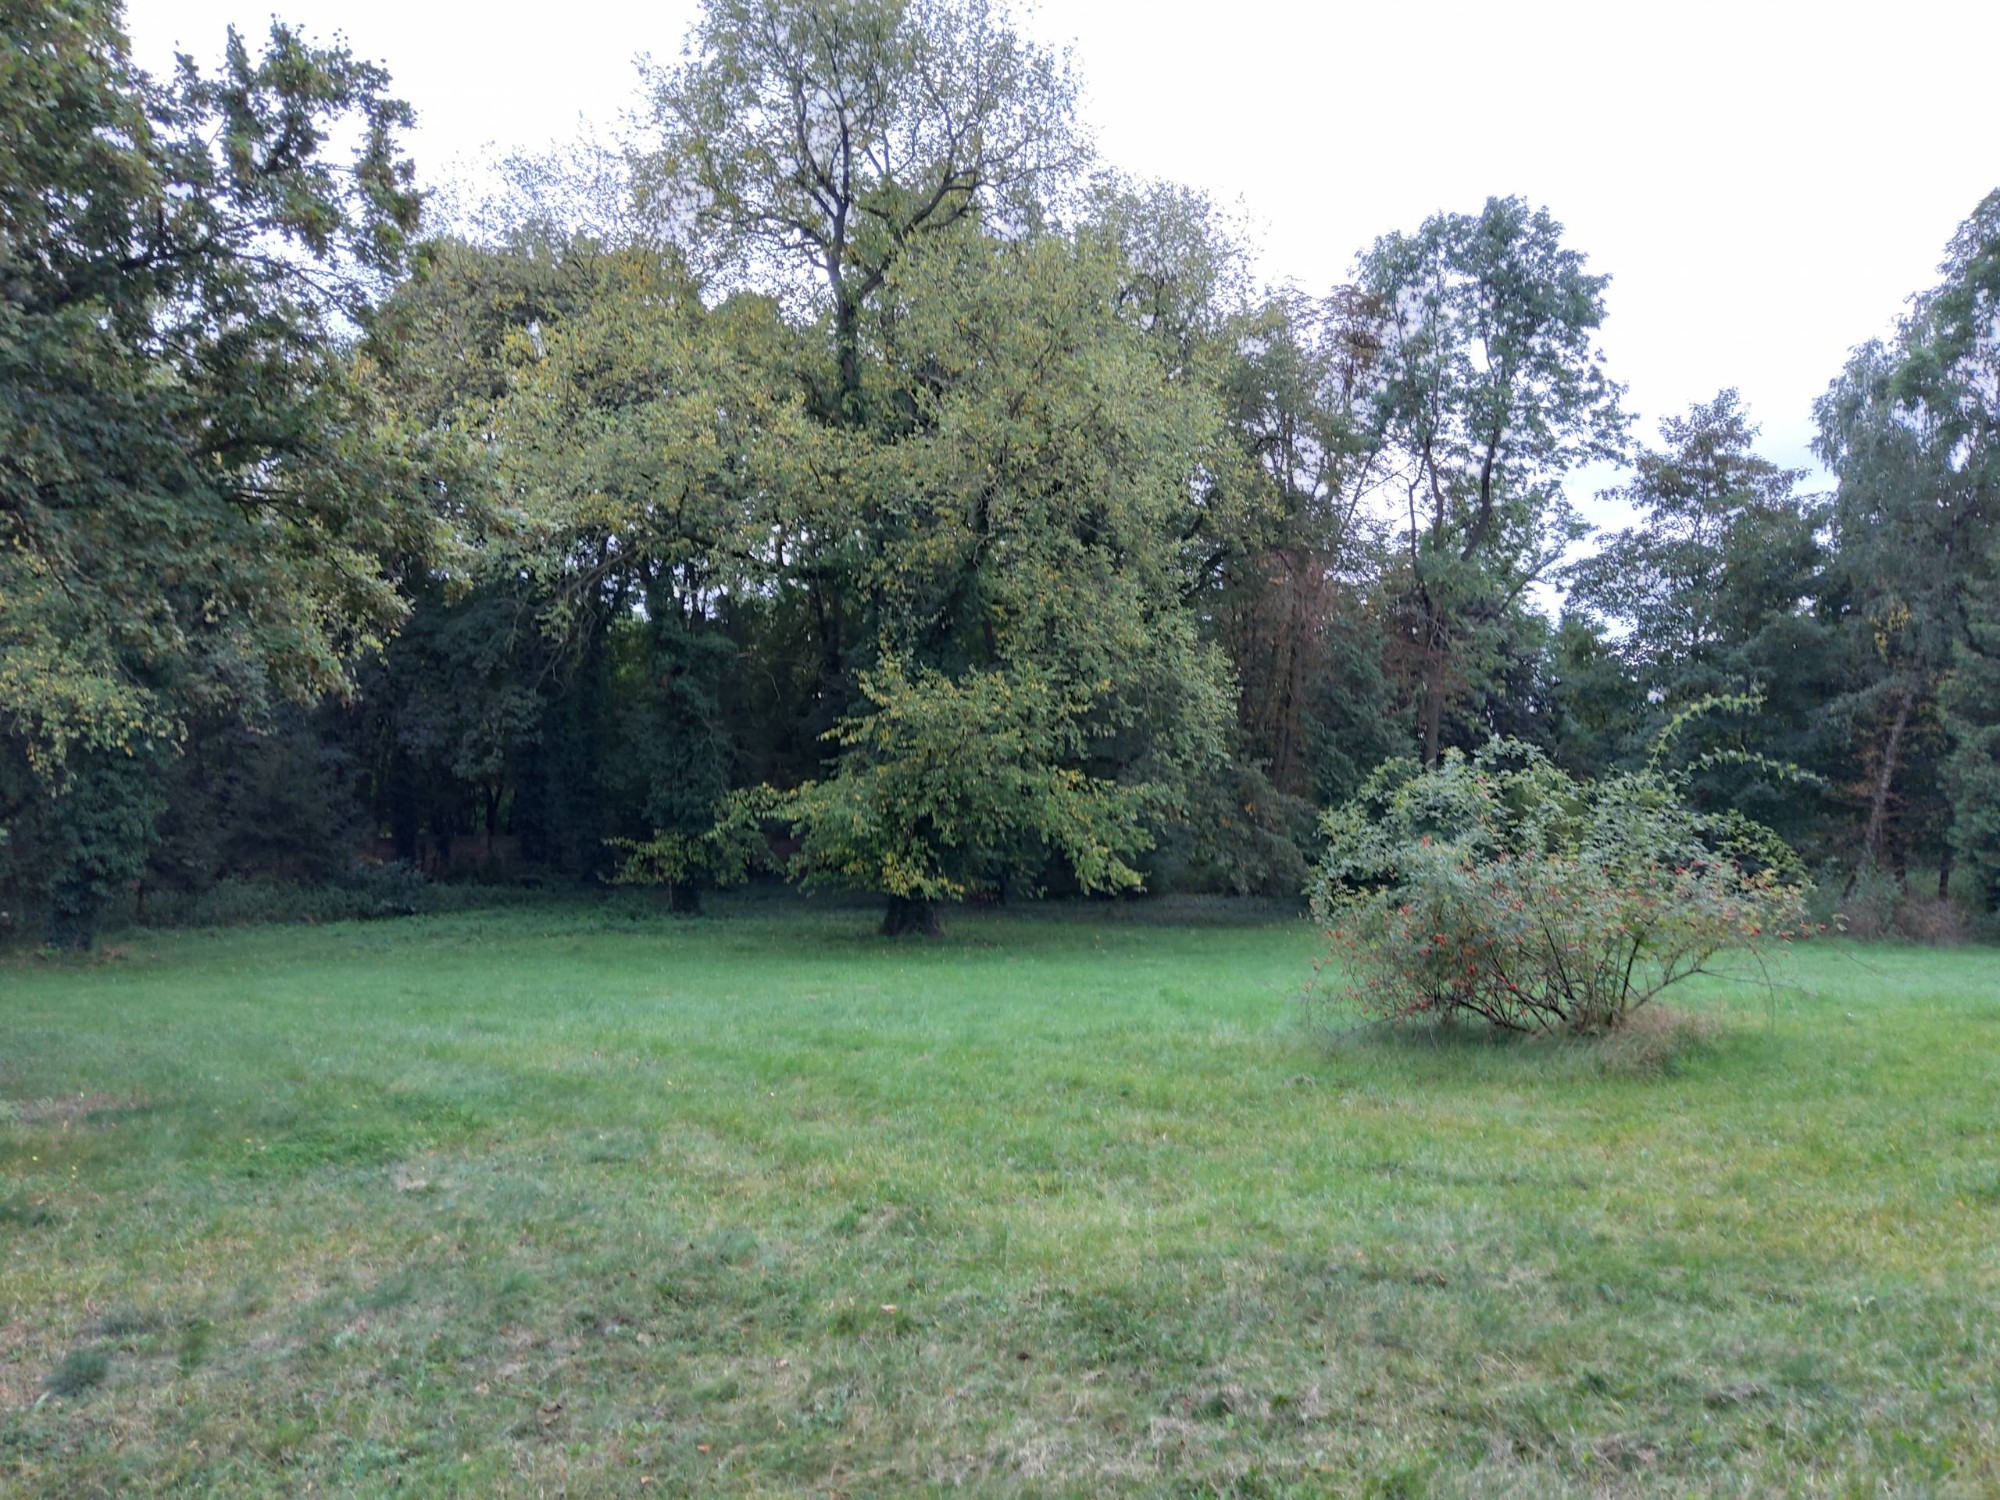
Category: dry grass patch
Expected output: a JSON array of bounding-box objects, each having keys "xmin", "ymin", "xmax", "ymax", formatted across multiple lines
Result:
[{"xmin": 4, "ymin": 1092, "xmax": 144, "ymax": 1126}]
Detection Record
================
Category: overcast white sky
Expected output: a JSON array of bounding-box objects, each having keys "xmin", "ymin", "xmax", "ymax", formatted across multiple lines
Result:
[{"xmin": 130, "ymin": 0, "xmax": 1998, "ymax": 493}]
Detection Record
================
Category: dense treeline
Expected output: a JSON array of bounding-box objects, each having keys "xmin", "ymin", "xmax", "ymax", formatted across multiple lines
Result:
[{"xmin": 4, "ymin": 0, "xmax": 1998, "ymax": 944}]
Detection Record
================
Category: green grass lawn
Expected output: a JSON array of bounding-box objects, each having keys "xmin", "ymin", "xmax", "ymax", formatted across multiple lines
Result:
[{"xmin": 1, "ymin": 899, "xmax": 1996, "ymax": 1497}]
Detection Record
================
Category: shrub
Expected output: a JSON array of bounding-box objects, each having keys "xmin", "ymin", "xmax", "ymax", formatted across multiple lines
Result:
[
  {"xmin": 1808, "ymin": 863, "xmax": 1974, "ymax": 946},
  {"xmin": 1893, "ymin": 893, "xmax": 1971, "ymax": 946},
  {"xmin": 1309, "ymin": 740, "xmax": 1808, "ymax": 1035},
  {"xmin": 127, "ymin": 861, "xmax": 433, "ymax": 930},
  {"xmin": 1820, "ymin": 861, "xmax": 1901, "ymax": 941}
]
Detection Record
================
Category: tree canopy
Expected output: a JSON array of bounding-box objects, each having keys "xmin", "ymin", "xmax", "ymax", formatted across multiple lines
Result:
[
  {"xmin": 5, "ymin": 0, "xmax": 1999, "ymax": 941},
  {"xmin": 1, "ymin": 0, "xmax": 426, "ymax": 941}
]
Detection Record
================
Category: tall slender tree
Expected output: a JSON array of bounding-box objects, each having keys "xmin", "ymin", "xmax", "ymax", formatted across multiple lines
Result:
[{"xmin": 1355, "ymin": 197, "xmax": 1627, "ymax": 766}]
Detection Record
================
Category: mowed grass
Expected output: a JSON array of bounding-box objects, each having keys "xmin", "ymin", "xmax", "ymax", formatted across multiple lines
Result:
[{"xmin": 1, "ymin": 899, "xmax": 1997, "ymax": 1497}]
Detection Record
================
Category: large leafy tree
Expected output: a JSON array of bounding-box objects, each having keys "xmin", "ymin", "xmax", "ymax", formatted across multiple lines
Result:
[
  {"xmin": 0, "ymin": 1, "xmax": 423, "ymax": 940},
  {"xmin": 1911, "ymin": 193, "xmax": 2000, "ymax": 909},
  {"xmin": 1570, "ymin": 392, "xmax": 1818, "ymax": 693},
  {"xmin": 497, "ymin": 220, "xmax": 1234, "ymax": 933},
  {"xmin": 1355, "ymin": 197, "xmax": 1627, "ymax": 766},
  {"xmin": 1816, "ymin": 346, "xmax": 1967, "ymax": 878},
  {"xmin": 776, "ymin": 229, "xmax": 1233, "ymax": 932},
  {"xmin": 638, "ymin": 0, "xmax": 1089, "ymax": 772},
  {"xmin": 781, "ymin": 660, "xmax": 1160, "ymax": 935},
  {"xmin": 644, "ymin": 0, "xmax": 1084, "ymax": 419},
  {"xmin": 614, "ymin": 0, "xmax": 1230, "ymax": 932}
]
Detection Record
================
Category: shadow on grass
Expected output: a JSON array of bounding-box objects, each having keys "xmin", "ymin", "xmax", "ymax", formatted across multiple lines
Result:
[
  {"xmin": 44, "ymin": 1346, "xmax": 110, "ymax": 1400},
  {"xmin": 1312, "ymin": 1003, "xmax": 1749, "ymax": 1082}
]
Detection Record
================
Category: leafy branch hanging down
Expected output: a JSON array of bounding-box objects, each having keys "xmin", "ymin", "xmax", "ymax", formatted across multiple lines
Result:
[
  {"xmin": 772, "ymin": 659, "xmax": 1154, "ymax": 936},
  {"xmin": 605, "ymin": 789, "xmax": 775, "ymax": 914},
  {"xmin": 610, "ymin": 659, "xmax": 1159, "ymax": 935},
  {"xmin": 1309, "ymin": 721, "xmax": 1811, "ymax": 1035}
]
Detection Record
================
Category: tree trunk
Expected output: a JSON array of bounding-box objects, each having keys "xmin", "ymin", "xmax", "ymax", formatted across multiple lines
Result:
[
  {"xmin": 881, "ymin": 895, "xmax": 942, "ymax": 938},
  {"xmin": 388, "ymin": 750, "xmax": 420, "ymax": 863},
  {"xmin": 835, "ymin": 291, "xmax": 863, "ymax": 424},
  {"xmin": 1937, "ymin": 844, "xmax": 1954, "ymax": 902},
  {"xmin": 1416, "ymin": 592, "xmax": 1449, "ymax": 769},
  {"xmin": 1859, "ymin": 685, "xmax": 1914, "ymax": 874},
  {"xmin": 46, "ymin": 881, "xmax": 99, "ymax": 952},
  {"xmin": 1420, "ymin": 651, "xmax": 1447, "ymax": 768}
]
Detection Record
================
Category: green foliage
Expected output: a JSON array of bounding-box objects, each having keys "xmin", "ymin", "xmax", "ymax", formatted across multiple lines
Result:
[
  {"xmin": 492, "ymin": 247, "xmax": 807, "ymax": 623},
  {"xmin": 1088, "ymin": 177, "xmax": 1251, "ymax": 376},
  {"xmin": 779, "ymin": 660, "xmax": 1152, "ymax": 909},
  {"xmin": 1562, "ymin": 393, "xmax": 1844, "ymax": 858},
  {"xmin": 1539, "ymin": 614, "xmax": 1643, "ymax": 776},
  {"xmin": 607, "ymin": 611, "xmax": 734, "ymax": 843},
  {"xmin": 1942, "ymin": 580, "xmax": 2000, "ymax": 910},
  {"xmin": 1813, "ymin": 860, "xmax": 1973, "ymax": 945},
  {"xmin": 862, "ymin": 229, "xmax": 1234, "ymax": 750},
  {"xmin": 40, "ymin": 748, "xmax": 166, "ymax": 950},
  {"xmin": 1813, "ymin": 192, "xmax": 2000, "ymax": 889},
  {"xmin": 12, "ymin": 2, "xmax": 1998, "ymax": 937},
  {"xmin": 606, "ymin": 831, "xmax": 712, "ymax": 892},
  {"xmin": 1911, "ymin": 192, "xmax": 2000, "ymax": 912},
  {"xmin": 0, "ymin": 3, "xmax": 425, "ymax": 779},
  {"xmin": 1570, "ymin": 392, "xmax": 1821, "ymax": 689},
  {"xmin": 1356, "ymin": 196, "xmax": 1628, "ymax": 765},
  {"xmin": 0, "ymin": 3, "xmax": 429, "ymax": 943},
  {"xmin": 135, "ymin": 862, "xmax": 432, "ymax": 929},
  {"xmin": 1565, "ymin": 393, "xmax": 1831, "ymax": 785},
  {"xmin": 1201, "ymin": 287, "xmax": 1393, "ymax": 806},
  {"xmin": 731, "ymin": 229, "xmax": 1236, "ymax": 926},
  {"xmin": 1081, "ymin": 186, "xmax": 1401, "ymax": 861},
  {"xmin": 1138, "ymin": 758, "xmax": 1315, "ymax": 900},
  {"xmin": 606, "ymin": 787, "xmax": 772, "ymax": 910},
  {"xmin": 1, "ymin": 733, "xmax": 168, "ymax": 949},
  {"xmin": 1311, "ymin": 738, "xmax": 1808, "ymax": 1034},
  {"xmin": 141, "ymin": 711, "xmax": 369, "ymax": 902},
  {"xmin": 644, "ymin": 0, "xmax": 1084, "ymax": 412}
]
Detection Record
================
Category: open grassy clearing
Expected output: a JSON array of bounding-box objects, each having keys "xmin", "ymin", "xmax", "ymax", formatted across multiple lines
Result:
[{"xmin": 1, "ymin": 899, "xmax": 1996, "ymax": 1497}]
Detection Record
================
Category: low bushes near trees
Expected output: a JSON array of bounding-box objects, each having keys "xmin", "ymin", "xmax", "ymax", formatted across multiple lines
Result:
[
  {"xmin": 1810, "ymin": 861, "xmax": 1977, "ymax": 945},
  {"xmin": 1309, "ymin": 737, "xmax": 1810, "ymax": 1035}
]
